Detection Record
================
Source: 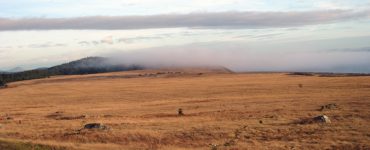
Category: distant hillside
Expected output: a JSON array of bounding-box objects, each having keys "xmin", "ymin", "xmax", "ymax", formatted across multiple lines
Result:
[
  {"xmin": 48, "ymin": 57, "xmax": 142, "ymax": 75},
  {"xmin": 0, "ymin": 56, "xmax": 234, "ymax": 84},
  {"xmin": 52, "ymin": 57, "xmax": 110, "ymax": 69},
  {"xmin": 0, "ymin": 57, "xmax": 143, "ymax": 83}
]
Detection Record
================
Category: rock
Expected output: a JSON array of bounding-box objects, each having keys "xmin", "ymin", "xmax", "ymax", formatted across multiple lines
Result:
[
  {"xmin": 298, "ymin": 115, "xmax": 332, "ymax": 124},
  {"xmin": 210, "ymin": 144, "xmax": 219, "ymax": 150},
  {"xmin": 320, "ymin": 103, "xmax": 338, "ymax": 111},
  {"xmin": 313, "ymin": 115, "xmax": 331, "ymax": 123},
  {"xmin": 84, "ymin": 123, "xmax": 109, "ymax": 130}
]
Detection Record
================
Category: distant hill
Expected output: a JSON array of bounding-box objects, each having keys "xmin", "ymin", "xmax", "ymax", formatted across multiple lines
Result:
[
  {"xmin": 48, "ymin": 57, "xmax": 142, "ymax": 75},
  {"xmin": 0, "ymin": 56, "xmax": 234, "ymax": 84},
  {"xmin": 52, "ymin": 57, "xmax": 110, "ymax": 69},
  {"xmin": 0, "ymin": 57, "xmax": 143, "ymax": 83}
]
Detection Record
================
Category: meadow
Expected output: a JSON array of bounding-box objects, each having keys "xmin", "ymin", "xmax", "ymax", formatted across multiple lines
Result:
[{"xmin": 0, "ymin": 69, "xmax": 369, "ymax": 149}]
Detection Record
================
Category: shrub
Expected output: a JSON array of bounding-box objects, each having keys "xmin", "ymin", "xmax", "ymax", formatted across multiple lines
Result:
[{"xmin": 178, "ymin": 108, "xmax": 184, "ymax": 116}]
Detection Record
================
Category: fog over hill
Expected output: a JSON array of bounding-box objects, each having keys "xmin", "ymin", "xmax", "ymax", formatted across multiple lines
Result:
[
  {"xmin": 0, "ymin": 55, "xmax": 237, "ymax": 83},
  {"xmin": 104, "ymin": 43, "xmax": 370, "ymax": 73},
  {"xmin": 7, "ymin": 67, "xmax": 24, "ymax": 73},
  {"xmin": 0, "ymin": 57, "xmax": 143, "ymax": 83},
  {"xmin": 1, "ymin": 47, "xmax": 369, "ymax": 84}
]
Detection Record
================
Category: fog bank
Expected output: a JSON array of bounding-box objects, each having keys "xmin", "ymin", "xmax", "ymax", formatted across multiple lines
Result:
[{"xmin": 105, "ymin": 44, "xmax": 370, "ymax": 73}]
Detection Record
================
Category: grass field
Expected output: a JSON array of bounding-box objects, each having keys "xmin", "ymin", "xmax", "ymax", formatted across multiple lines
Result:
[{"xmin": 0, "ymin": 69, "xmax": 369, "ymax": 150}]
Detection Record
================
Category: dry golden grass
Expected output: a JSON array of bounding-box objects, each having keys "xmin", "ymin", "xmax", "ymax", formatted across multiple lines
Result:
[{"xmin": 0, "ymin": 69, "xmax": 369, "ymax": 149}]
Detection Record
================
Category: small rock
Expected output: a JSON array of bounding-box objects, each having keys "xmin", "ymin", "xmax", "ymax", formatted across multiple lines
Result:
[
  {"xmin": 84, "ymin": 123, "xmax": 109, "ymax": 130},
  {"xmin": 320, "ymin": 103, "xmax": 338, "ymax": 111},
  {"xmin": 313, "ymin": 115, "xmax": 331, "ymax": 123},
  {"xmin": 298, "ymin": 115, "xmax": 332, "ymax": 124},
  {"xmin": 210, "ymin": 144, "xmax": 219, "ymax": 150}
]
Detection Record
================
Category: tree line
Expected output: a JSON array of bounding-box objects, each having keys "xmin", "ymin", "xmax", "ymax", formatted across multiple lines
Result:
[{"xmin": 0, "ymin": 57, "xmax": 143, "ymax": 86}]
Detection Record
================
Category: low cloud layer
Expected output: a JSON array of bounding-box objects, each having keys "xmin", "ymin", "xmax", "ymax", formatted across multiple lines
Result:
[
  {"xmin": 103, "ymin": 43, "xmax": 370, "ymax": 73},
  {"xmin": 326, "ymin": 47, "xmax": 370, "ymax": 52},
  {"xmin": 0, "ymin": 9, "xmax": 369, "ymax": 30}
]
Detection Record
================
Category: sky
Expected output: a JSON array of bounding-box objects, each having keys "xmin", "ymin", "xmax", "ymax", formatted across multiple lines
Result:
[{"xmin": 0, "ymin": 0, "xmax": 370, "ymax": 72}]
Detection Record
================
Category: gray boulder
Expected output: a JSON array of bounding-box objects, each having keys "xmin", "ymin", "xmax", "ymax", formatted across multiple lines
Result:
[
  {"xmin": 84, "ymin": 123, "xmax": 109, "ymax": 130},
  {"xmin": 313, "ymin": 115, "xmax": 331, "ymax": 123}
]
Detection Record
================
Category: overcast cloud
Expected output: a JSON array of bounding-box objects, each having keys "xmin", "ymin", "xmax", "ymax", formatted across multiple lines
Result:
[
  {"xmin": 104, "ymin": 42, "xmax": 370, "ymax": 73},
  {"xmin": 0, "ymin": 9, "xmax": 369, "ymax": 30}
]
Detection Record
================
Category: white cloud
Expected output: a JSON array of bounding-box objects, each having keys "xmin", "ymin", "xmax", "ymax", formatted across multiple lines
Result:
[{"xmin": 0, "ymin": 9, "xmax": 369, "ymax": 30}]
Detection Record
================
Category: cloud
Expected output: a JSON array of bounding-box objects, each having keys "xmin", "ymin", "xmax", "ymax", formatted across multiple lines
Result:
[
  {"xmin": 104, "ymin": 43, "xmax": 370, "ymax": 73},
  {"xmin": 0, "ymin": 9, "xmax": 369, "ymax": 30},
  {"xmin": 234, "ymin": 33, "xmax": 285, "ymax": 39},
  {"xmin": 78, "ymin": 35, "xmax": 166, "ymax": 46},
  {"xmin": 324, "ymin": 47, "xmax": 370, "ymax": 53},
  {"xmin": 117, "ymin": 36, "xmax": 163, "ymax": 44},
  {"xmin": 101, "ymin": 35, "xmax": 113, "ymax": 44},
  {"xmin": 97, "ymin": 36, "xmax": 370, "ymax": 73},
  {"xmin": 78, "ymin": 41, "xmax": 90, "ymax": 46},
  {"xmin": 27, "ymin": 42, "xmax": 67, "ymax": 48}
]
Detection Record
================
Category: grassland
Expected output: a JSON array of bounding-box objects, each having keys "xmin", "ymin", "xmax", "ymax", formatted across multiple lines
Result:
[{"xmin": 0, "ymin": 69, "xmax": 369, "ymax": 149}]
